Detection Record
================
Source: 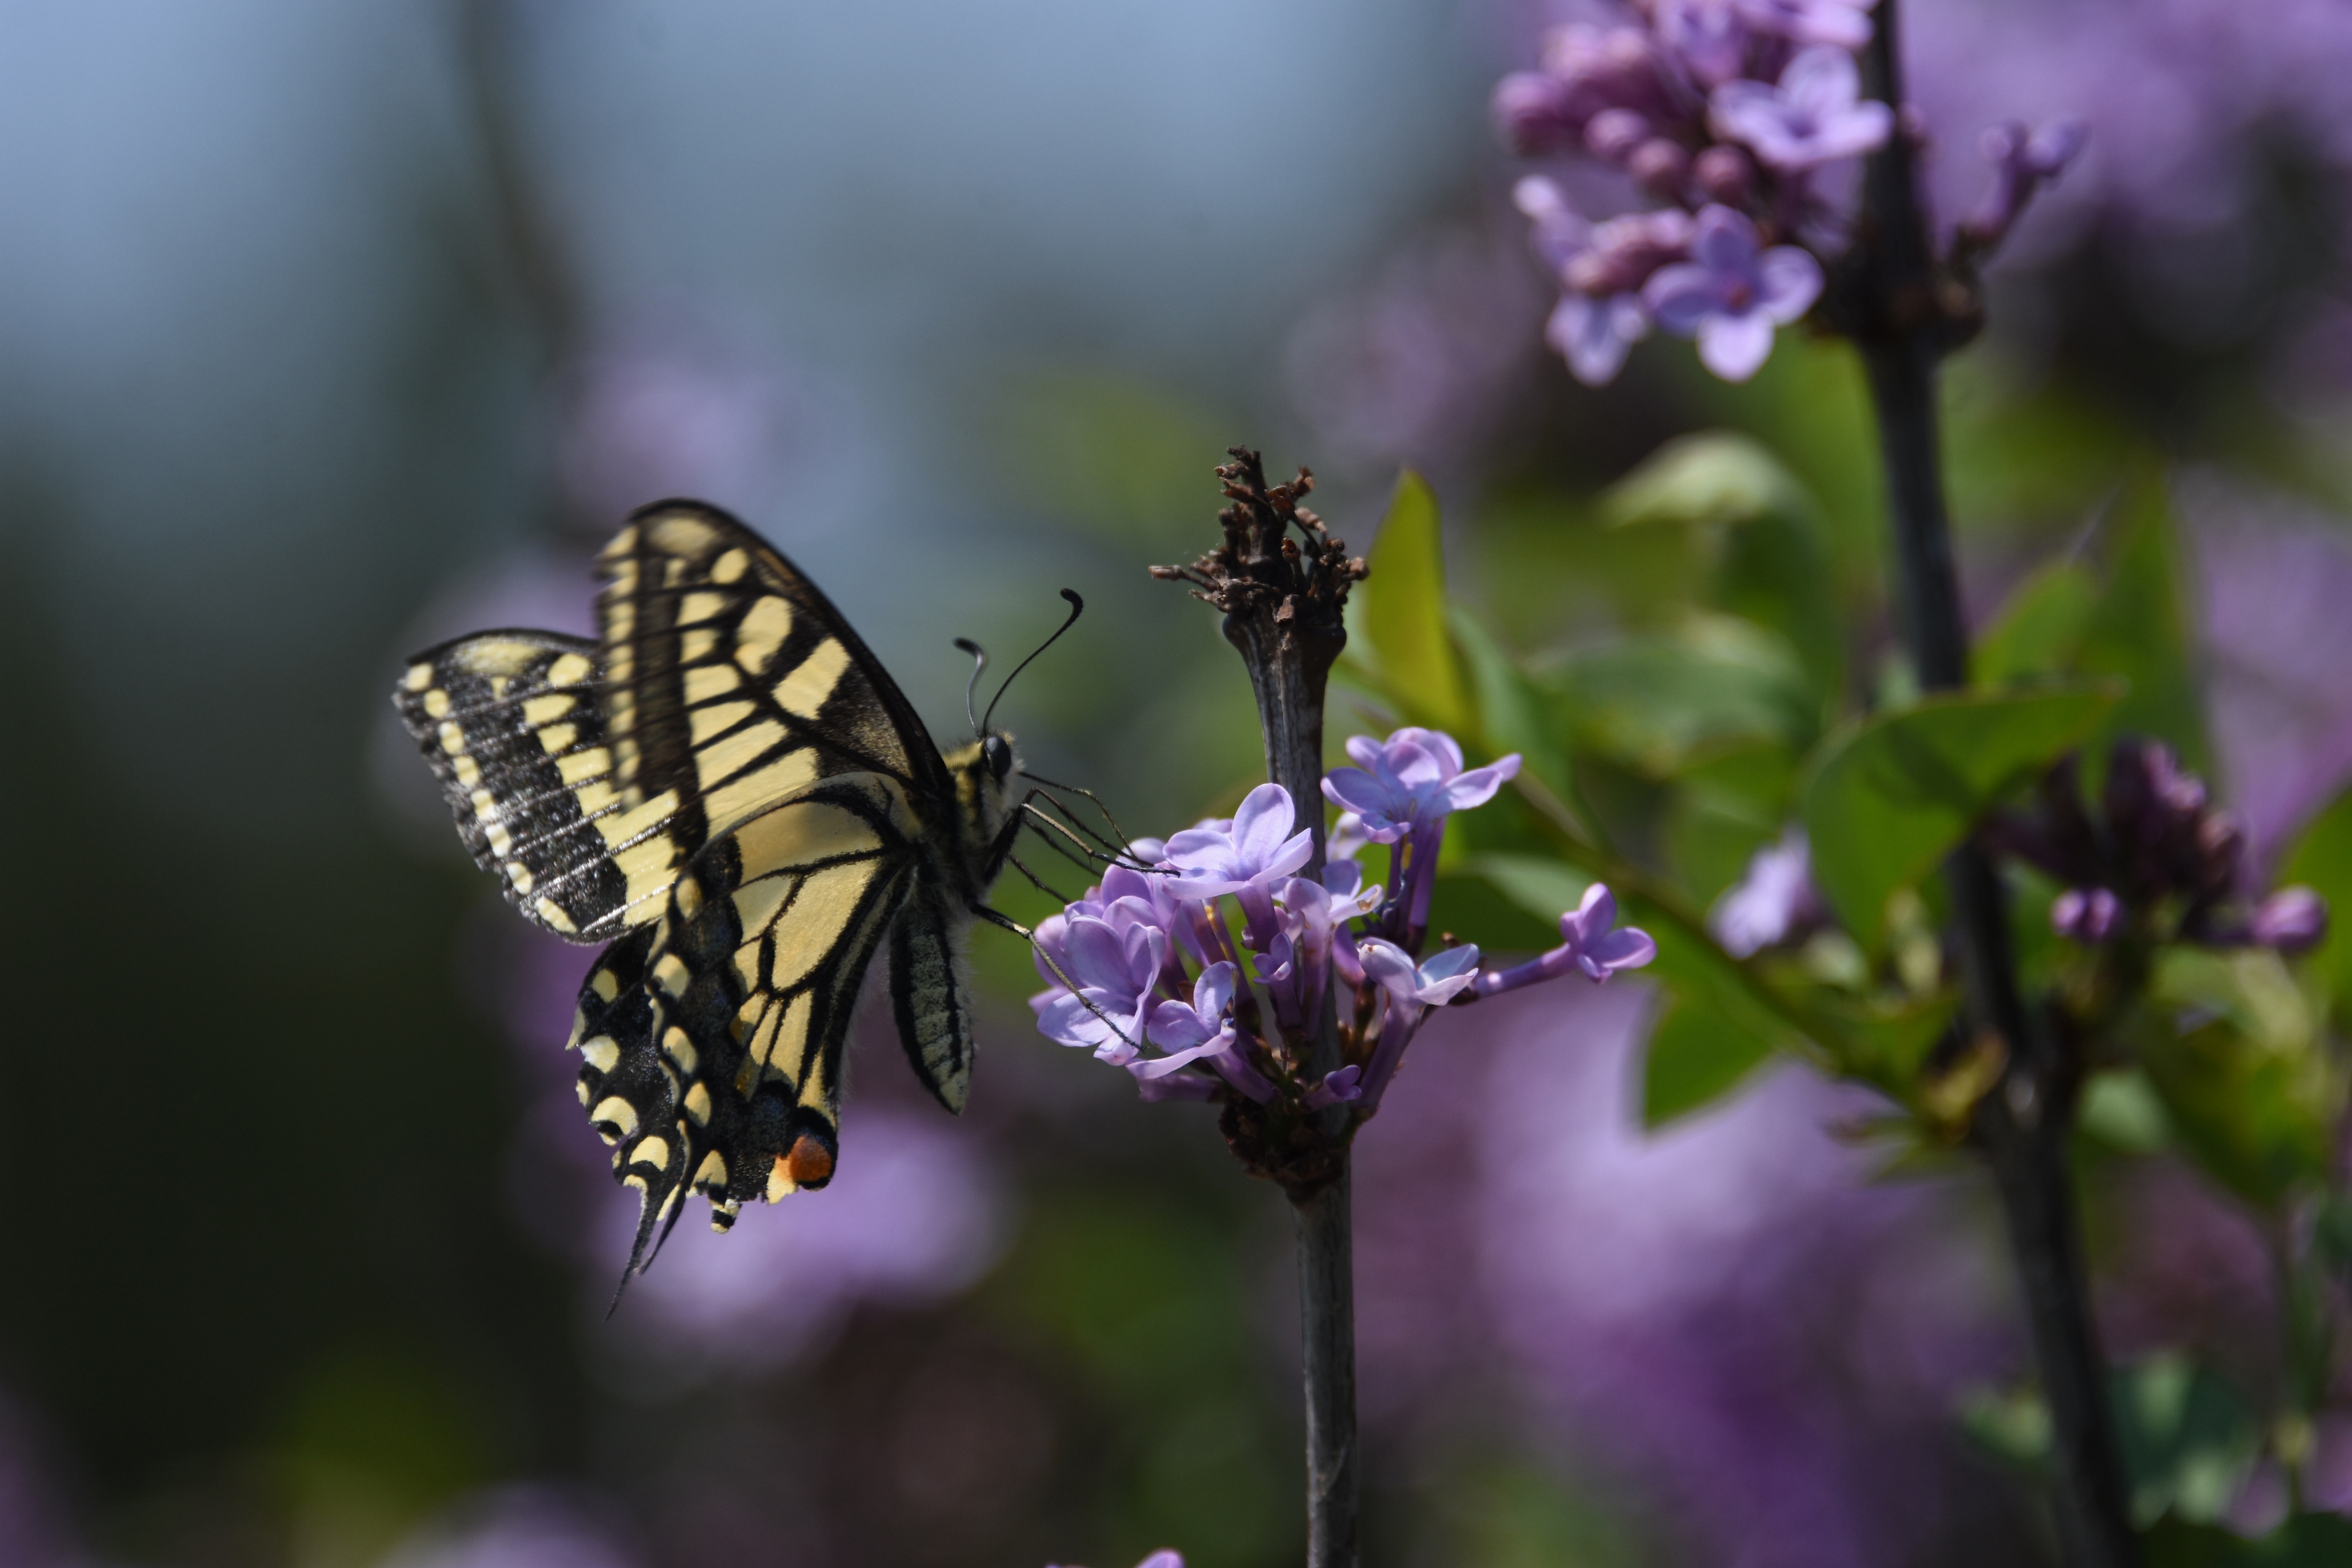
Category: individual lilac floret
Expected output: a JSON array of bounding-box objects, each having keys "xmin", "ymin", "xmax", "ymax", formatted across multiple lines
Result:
[
  {"xmin": 1321, "ymin": 728, "xmax": 1522, "ymax": 843},
  {"xmin": 1642, "ymin": 205, "xmax": 1822, "ymax": 382},
  {"xmin": 1034, "ymin": 915, "xmax": 1167, "ymax": 1063},
  {"xmin": 1654, "ymin": 0, "xmax": 1749, "ymax": 88},
  {"xmin": 1325, "ymin": 728, "xmax": 1521, "ymax": 947},
  {"xmin": 2050, "ymin": 887, "xmax": 2124, "ymax": 945},
  {"xmin": 1734, "ymin": 0, "xmax": 1875, "ymax": 49},
  {"xmin": 1710, "ymin": 828, "xmax": 1823, "ymax": 957},
  {"xmin": 1163, "ymin": 784, "xmax": 1313, "ymax": 899},
  {"xmin": 1475, "ymin": 884, "xmax": 1659, "ymax": 998},
  {"xmin": 2251, "ymin": 887, "xmax": 2328, "ymax": 954},
  {"xmin": 1709, "ymin": 47, "xmax": 1893, "ymax": 174},
  {"xmin": 1357, "ymin": 939, "xmax": 1486, "ymax": 1110},
  {"xmin": 1961, "ymin": 118, "xmax": 2090, "ymax": 253}
]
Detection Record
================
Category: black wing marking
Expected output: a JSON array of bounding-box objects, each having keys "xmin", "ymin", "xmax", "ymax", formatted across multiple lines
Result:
[
  {"xmin": 595, "ymin": 500, "xmax": 958, "ymax": 847},
  {"xmin": 891, "ymin": 892, "xmax": 975, "ymax": 1114},
  {"xmin": 395, "ymin": 631, "xmax": 686, "ymax": 941},
  {"xmin": 596, "ymin": 773, "xmax": 924, "ymax": 1274}
]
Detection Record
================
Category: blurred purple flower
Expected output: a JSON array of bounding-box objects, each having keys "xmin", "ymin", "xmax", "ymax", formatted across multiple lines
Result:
[
  {"xmin": 385, "ymin": 1489, "xmax": 641, "ymax": 1568},
  {"xmin": 2250, "ymin": 885, "xmax": 2327, "ymax": 952},
  {"xmin": 2192, "ymin": 481, "xmax": 2352, "ymax": 870},
  {"xmin": 1548, "ymin": 289, "xmax": 1652, "ymax": 389},
  {"xmin": 1735, "ymin": 0, "xmax": 1876, "ymax": 49},
  {"xmin": 1710, "ymin": 47, "xmax": 1893, "ymax": 173},
  {"xmin": 560, "ymin": 332, "xmax": 792, "ymax": 524},
  {"xmin": 1643, "ymin": 206, "xmax": 1822, "ymax": 381},
  {"xmin": 1655, "ymin": 0, "xmax": 1750, "ymax": 88},
  {"xmin": 1048, "ymin": 1553, "xmax": 1184, "ymax": 1568},
  {"xmin": 1710, "ymin": 829, "xmax": 1825, "ymax": 957},
  {"xmin": 1354, "ymin": 984, "xmax": 2023, "ymax": 1567},
  {"xmin": 615, "ymin": 1109, "xmax": 1005, "ymax": 1368},
  {"xmin": 2052, "ymin": 886, "xmax": 2126, "ymax": 944},
  {"xmin": 0, "ymin": 1397, "xmax": 71, "ymax": 1568}
]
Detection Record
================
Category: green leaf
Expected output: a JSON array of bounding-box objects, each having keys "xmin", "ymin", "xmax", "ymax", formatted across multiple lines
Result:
[
  {"xmin": 2077, "ymin": 469, "xmax": 2207, "ymax": 774},
  {"xmin": 1603, "ymin": 430, "xmax": 1819, "ymax": 531},
  {"xmin": 1362, "ymin": 469, "xmax": 1472, "ymax": 732},
  {"xmin": 1800, "ymin": 686, "xmax": 2119, "ymax": 951},
  {"xmin": 1545, "ymin": 616, "xmax": 1818, "ymax": 774},
  {"xmin": 1973, "ymin": 560, "xmax": 2100, "ymax": 687},
  {"xmin": 2136, "ymin": 948, "xmax": 2335, "ymax": 1209},
  {"xmin": 2113, "ymin": 1355, "xmax": 2260, "ymax": 1527},
  {"xmin": 1643, "ymin": 995, "xmax": 1776, "ymax": 1125},
  {"xmin": 2147, "ymin": 1515, "xmax": 2352, "ymax": 1568},
  {"xmin": 1601, "ymin": 432, "xmax": 1842, "ymax": 703},
  {"xmin": 1450, "ymin": 607, "xmax": 1567, "ymax": 796},
  {"xmin": 2278, "ymin": 783, "xmax": 2352, "ymax": 1029}
]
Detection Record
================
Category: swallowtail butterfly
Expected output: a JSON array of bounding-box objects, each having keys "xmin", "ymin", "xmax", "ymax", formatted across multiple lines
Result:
[{"xmin": 395, "ymin": 501, "xmax": 1047, "ymax": 1280}]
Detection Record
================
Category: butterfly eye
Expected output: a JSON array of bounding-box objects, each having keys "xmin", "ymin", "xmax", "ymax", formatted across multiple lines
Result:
[{"xmin": 983, "ymin": 734, "xmax": 1014, "ymax": 781}]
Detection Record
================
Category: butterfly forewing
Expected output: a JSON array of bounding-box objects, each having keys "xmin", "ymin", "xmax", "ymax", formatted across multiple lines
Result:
[{"xmin": 396, "ymin": 631, "xmax": 686, "ymax": 940}]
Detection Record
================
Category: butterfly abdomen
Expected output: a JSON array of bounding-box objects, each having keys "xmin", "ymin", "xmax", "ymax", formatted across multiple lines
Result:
[{"xmin": 891, "ymin": 886, "xmax": 975, "ymax": 1113}]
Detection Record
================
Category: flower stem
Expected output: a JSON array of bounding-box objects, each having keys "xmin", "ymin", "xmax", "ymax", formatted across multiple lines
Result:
[
  {"xmin": 1167, "ymin": 447, "xmax": 1364, "ymax": 1565},
  {"xmin": 1842, "ymin": 6, "xmax": 2137, "ymax": 1562},
  {"xmin": 1292, "ymin": 1169, "xmax": 1359, "ymax": 1568}
]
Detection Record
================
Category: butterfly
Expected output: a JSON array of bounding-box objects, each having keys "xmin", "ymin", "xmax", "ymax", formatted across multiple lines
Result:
[{"xmin": 394, "ymin": 500, "xmax": 1083, "ymax": 1281}]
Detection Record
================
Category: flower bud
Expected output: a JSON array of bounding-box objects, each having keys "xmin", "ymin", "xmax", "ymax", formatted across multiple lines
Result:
[
  {"xmin": 2052, "ymin": 887, "xmax": 2124, "ymax": 944},
  {"xmin": 1493, "ymin": 71, "xmax": 1585, "ymax": 154},
  {"xmin": 2251, "ymin": 887, "xmax": 2327, "ymax": 954},
  {"xmin": 1629, "ymin": 138, "xmax": 1692, "ymax": 196},
  {"xmin": 1585, "ymin": 108, "xmax": 1651, "ymax": 161},
  {"xmin": 1693, "ymin": 143, "xmax": 1754, "ymax": 204}
]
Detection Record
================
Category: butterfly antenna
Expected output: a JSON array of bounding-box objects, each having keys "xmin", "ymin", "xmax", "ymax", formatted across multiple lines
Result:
[
  {"xmin": 953, "ymin": 637, "xmax": 988, "ymax": 738},
  {"xmin": 981, "ymin": 590, "xmax": 1083, "ymax": 733}
]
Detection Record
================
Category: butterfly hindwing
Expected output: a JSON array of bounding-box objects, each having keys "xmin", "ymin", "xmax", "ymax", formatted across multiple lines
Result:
[
  {"xmin": 397, "ymin": 631, "xmax": 684, "ymax": 941},
  {"xmin": 615, "ymin": 774, "xmax": 924, "ymax": 1256}
]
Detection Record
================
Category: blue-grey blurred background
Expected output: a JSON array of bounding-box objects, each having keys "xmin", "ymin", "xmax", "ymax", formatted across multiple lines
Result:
[{"xmin": 11, "ymin": 2, "xmax": 2352, "ymax": 1564}]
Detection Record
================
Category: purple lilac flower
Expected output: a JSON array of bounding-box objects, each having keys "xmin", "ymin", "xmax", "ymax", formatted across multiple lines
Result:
[
  {"xmin": 1357, "ymin": 939, "xmax": 1486, "ymax": 1111},
  {"xmin": 1655, "ymin": 0, "xmax": 1750, "ymax": 88},
  {"xmin": 1710, "ymin": 829, "xmax": 1825, "ymax": 957},
  {"xmin": 1033, "ymin": 915, "xmax": 1167, "ymax": 1061},
  {"xmin": 1642, "ymin": 205, "xmax": 1823, "ymax": 381},
  {"xmin": 1134, "ymin": 963, "xmax": 1246, "ymax": 1082},
  {"xmin": 1031, "ymin": 727, "xmax": 1626, "ymax": 1121},
  {"xmin": 1734, "ymin": 0, "xmax": 1875, "ymax": 49},
  {"xmin": 2250, "ymin": 887, "xmax": 2327, "ymax": 952},
  {"xmin": 385, "ymin": 1487, "xmax": 642, "ymax": 1568},
  {"xmin": 2052, "ymin": 886, "xmax": 2126, "ymax": 944},
  {"xmin": 1477, "ymin": 884, "xmax": 1660, "ymax": 997},
  {"xmin": 1709, "ymin": 46, "xmax": 1893, "ymax": 173},
  {"xmin": 1962, "ymin": 118, "xmax": 2090, "ymax": 251},
  {"xmin": 1513, "ymin": 178, "xmax": 1661, "ymax": 387},
  {"xmin": 1048, "ymin": 1554, "xmax": 1184, "ymax": 1568},
  {"xmin": 1324, "ymin": 727, "xmax": 1522, "ymax": 944}
]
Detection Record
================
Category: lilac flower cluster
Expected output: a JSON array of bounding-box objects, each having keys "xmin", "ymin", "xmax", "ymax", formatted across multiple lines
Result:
[
  {"xmin": 1493, "ymin": 1, "xmax": 2080, "ymax": 385},
  {"xmin": 1992, "ymin": 739, "xmax": 2326, "ymax": 951},
  {"xmin": 1032, "ymin": 728, "xmax": 1655, "ymax": 1116}
]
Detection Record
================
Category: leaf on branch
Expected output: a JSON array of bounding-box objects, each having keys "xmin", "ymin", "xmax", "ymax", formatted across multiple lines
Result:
[
  {"xmin": 1360, "ymin": 469, "xmax": 1472, "ymax": 733},
  {"xmin": 1799, "ymin": 684, "xmax": 2117, "ymax": 953}
]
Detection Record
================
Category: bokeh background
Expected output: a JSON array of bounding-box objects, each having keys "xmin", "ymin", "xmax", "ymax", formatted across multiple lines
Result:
[{"xmin": 10, "ymin": 1, "xmax": 2352, "ymax": 1564}]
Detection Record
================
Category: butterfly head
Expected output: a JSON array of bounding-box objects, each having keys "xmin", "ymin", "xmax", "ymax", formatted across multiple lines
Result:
[{"xmin": 945, "ymin": 730, "xmax": 1020, "ymax": 875}]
